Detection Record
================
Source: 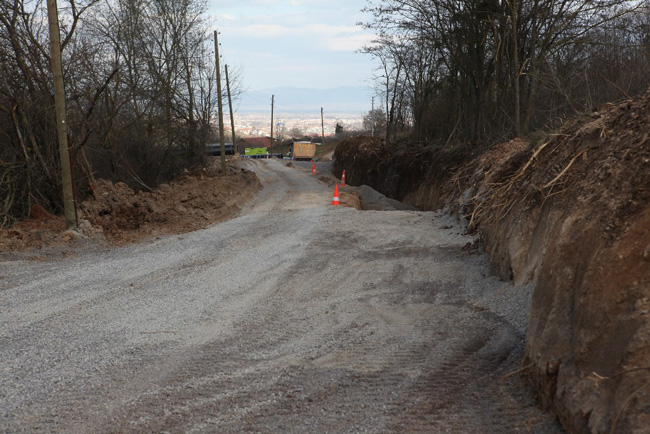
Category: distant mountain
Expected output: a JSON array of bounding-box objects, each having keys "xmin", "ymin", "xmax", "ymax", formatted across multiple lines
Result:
[{"xmin": 237, "ymin": 86, "xmax": 374, "ymax": 114}]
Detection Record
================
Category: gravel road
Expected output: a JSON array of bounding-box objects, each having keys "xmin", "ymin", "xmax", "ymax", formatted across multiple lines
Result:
[{"xmin": 0, "ymin": 159, "xmax": 562, "ymax": 433}]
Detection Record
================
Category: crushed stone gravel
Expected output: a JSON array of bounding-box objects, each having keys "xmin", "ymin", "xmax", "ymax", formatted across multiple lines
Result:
[{"xmin": 0, "ymin": 159, "xmax": 563, "ymax": 433}]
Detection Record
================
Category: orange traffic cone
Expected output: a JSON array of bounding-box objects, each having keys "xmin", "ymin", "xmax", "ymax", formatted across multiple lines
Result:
[
  {"xmin": 266, "ymin": 152, "xmax": 269, "ymax": 159},
  {"xmin": 311, "ymin": 161, "xmax": 317, "ymax": 175},
  {"xmin": 341, "ymin": 170, "xmax": 346, "ymax": 187},
  {"xmin": 331, "ymin": 184, "xmax": 340, "ymax": 206}
]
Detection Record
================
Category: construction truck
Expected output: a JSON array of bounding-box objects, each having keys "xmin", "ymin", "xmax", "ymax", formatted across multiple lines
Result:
[{"xmin": 292, "ymin": 141, "xmax": 316, "ymax": 161}]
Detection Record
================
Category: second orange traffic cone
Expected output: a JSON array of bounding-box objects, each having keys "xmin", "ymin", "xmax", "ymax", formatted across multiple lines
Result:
[
  {"xmin": 341, "ymin": 170, "xmax": 346, "ymax": 187},
  {"xmin": 311, "ymin": 161, "xmax": 316, "ymax": 175},
  {"xmin": 331, "ymin": 184, "xmax": 340, "ymax": 206}
]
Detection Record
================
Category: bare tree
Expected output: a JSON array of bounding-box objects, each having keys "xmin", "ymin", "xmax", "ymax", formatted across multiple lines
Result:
[
  {"xmin": 363, "ymin": 41, "xmax": 406, "ymax": 144},
  {"xmin": 0, "ymin": 0, "xmax": 245, "ymax": 224},
  {"xmin": 0, "ymin": 0, "xmax": 100, "ymax": 222},
  {"xmin": 360, "ymin": 0, "xmax": 644, "ymax": 144},
  {"xmin": 363, "ymin": 108, "xmax": 387, "ymax": 137}
]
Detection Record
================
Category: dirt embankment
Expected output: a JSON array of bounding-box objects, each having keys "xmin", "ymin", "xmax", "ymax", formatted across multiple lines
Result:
[
  {"xmin": 0, "ymin": 162, "xmax": 261, "ymax": 253},
  {"xmin": 333, "ymin": 92, "xmax": 650, "ymax": 433},
  {"xmin": 333, "ymin": 139, "xmax": 477, "ymax": 211}
]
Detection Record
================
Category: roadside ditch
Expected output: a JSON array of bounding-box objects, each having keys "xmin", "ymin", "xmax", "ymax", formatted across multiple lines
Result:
[{"xmin": 331, "ymin": 91, "xmax": 650, "ymax": 434}]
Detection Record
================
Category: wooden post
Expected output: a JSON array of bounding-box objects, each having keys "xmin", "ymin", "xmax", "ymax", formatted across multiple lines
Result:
[
  {"xmin": 46, "ymin": 0, "xmax": 76, "ymax": 229},
  {"xmin": 214, "ymin": 31, "xmax": 226, "ymax": 174},
  {"xmin": 270, "ymin": 95, "xmax": 274, "ymax": 157},
  {"xmin": 321, "ymin": 107, "xmax": 325, "ymax": 150},
  {"xmin": 225, "ymin": 65, "xmax": 237, "ymax": 155}
]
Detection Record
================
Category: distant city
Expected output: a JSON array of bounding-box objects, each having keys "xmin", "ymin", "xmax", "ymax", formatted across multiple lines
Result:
[
  {"xmin": 224, "ymin": 112, "xmax": 365, "ymax": 139},
  {"xmin": 225, "ymin": 86, "xmax": 372, "ymax": 138}
]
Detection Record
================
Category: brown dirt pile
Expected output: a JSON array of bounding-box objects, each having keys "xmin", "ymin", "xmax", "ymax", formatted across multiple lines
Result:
[
  {"xmin": 0, "ymin": 162, "xmax": 261, "ymax": 252},
  {"xmin": 0, "ymin": 205, "xmax": 70, "ymax": 252},
  {"xmin": 332, "ymin": 90, "xmax": 650, "ymax": 433}
]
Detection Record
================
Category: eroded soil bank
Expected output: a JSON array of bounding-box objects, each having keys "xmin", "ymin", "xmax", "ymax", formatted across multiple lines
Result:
[{"xmin": 333, "ymin": 91, "xmax": 650, "ymax": 433}]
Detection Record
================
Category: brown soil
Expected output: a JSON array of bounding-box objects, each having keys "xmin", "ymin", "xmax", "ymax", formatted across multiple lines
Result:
[
  {"xmin": 0, "ymin": 160, "xmax": 261, "ymax": 253},
  {"xmin": 477, "ymin": 96, "xmax": 650, "ymax": 434},
  {"xmin": 332, "ymin": 90, "xmax": 650, "ymax": 433}
]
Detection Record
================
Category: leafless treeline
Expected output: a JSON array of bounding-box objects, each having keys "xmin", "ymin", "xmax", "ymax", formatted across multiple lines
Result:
[
  {"xmin": 361, "ymin": 0, "xmax": 650, "ymax": 144},
  {"xmin": 0, "ymin": 0, "xmax": 240, "ymax": 224}
]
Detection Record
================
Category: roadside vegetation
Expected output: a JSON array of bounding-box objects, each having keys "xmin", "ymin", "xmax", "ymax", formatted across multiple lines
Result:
[
  {"xmin": 359, "ymin": 0, "xmax": 650, "ymax": 146},
  {"xmin": 2, "ymin": 0, "xmax": 649, "ymax": 227},
  {"xmin": 0, "ymin": 0, "xmax": 243, "ymax": 225}
]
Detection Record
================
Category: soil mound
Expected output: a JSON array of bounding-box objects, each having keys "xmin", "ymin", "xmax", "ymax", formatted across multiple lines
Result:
[
  {"xmin": 0, "ymin": 162, "xmax": 262, "ymax": 252},
  {"xmin": 0, "ymin": 205, "xmax": 67, "ymax": 252}
]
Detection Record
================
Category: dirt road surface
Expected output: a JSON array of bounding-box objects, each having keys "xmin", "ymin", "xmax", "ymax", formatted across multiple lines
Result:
[{"xmin": 0, "ymin": 159, "xmax": 562, "ymax": 433}]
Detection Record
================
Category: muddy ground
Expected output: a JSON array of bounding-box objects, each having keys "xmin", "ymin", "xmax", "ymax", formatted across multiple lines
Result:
[{"xmin": 332, "ymin": 91, "xmax": 650, "ymax": 433}]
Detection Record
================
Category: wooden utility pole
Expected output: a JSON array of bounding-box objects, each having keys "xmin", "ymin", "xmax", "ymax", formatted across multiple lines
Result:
[
  {"xmin": 225, "ymin": 65, "xmax": 237, "ymax": 155},
  {"xmin": 270, "ymin": 95, "xmax": 274, "ymax": 157},
  {"xmin": 46, "ymin": 0, "xmax": 76, "ymax": 229},
  {"xmin": 214, "ymin": 30, "xmax": 226, "ymax": 173},
  {"xmin": 321, "ymin": 107, "xmax": 325, "ymax": 149}
]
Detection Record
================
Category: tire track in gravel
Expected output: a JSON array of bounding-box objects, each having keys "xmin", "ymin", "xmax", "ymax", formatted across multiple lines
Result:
[{"xmin": 89, "ymin": 210, "xmax": 559, "ymax": 432}]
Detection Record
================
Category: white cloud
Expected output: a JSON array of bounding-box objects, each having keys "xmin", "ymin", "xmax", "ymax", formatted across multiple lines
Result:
[
  {"xmin": 208, "ymin": 0, "xmax": 378, "ymax": 89},
  {"xmin": 226, "ymin": 49, "xmax": 281, "ymax": 62},
  {"xmin": 222, "ymin": 22, "xmax": 371, "ymax": 44},
  {"xmin": 321, "ymin": 34, "xmax": 376, "ymax": 52},
  {"xmin": 224, "ymin": 24, "xmax": 293, "ymax": 37},
  {"xmin": 305, "ymin": 24, "xmax": 359, "ymax": 35}
]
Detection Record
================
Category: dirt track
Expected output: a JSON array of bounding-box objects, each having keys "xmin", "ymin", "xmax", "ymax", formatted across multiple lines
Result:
[{"xmin": 0, "ymin": 159, "xmax": 562, "ymax": 432}]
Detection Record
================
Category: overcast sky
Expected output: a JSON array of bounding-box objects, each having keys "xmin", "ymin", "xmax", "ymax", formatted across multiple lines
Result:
[{"xmin": 207, "ymin": 0, "xmax": 377, "ymax": 92}]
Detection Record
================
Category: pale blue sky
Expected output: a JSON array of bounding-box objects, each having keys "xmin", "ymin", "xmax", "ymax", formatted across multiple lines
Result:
[{"xmin": 207, "ymin": 0, "xmax": 377, "ymax": 91}]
